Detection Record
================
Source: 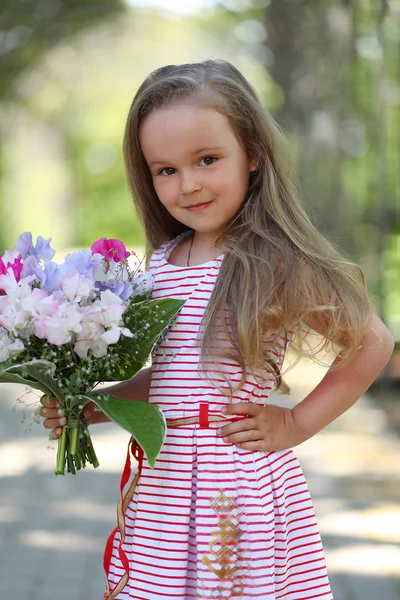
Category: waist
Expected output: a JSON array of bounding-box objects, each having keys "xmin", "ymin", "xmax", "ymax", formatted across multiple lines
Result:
[{"xmin": 165, "ymin": 402, "xmax": 246, "ymax": 429}]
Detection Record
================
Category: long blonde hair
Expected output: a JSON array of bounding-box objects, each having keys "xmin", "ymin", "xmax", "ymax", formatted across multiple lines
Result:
[{"xmin": 123, "ymin": 60, "xmax": 373, "ymax": 395}]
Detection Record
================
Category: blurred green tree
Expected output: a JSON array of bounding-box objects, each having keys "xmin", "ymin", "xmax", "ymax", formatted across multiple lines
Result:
[{"xmin": 0, "ymin": 0, "xmax": 125, "ymax": 99}]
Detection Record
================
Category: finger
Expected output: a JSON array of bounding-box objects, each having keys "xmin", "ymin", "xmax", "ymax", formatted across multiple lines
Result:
[
  {"xmin": 219, "ymin": 417, "xmax": 256, "ymax": 438},
  {"xmin": 39, "ymin": 406, "xmax": 65, "ymax": 419},
  {"xmin": 40, "ymin": 395, "xmax": 61, "ymax": 408},
  {"xmin": 224, "ymin": 429, "xmax": 263, "ymax": 445},
  {"xmin": 49, "ymin": 427, "xmax": 63, "ymax": 440},
  {"xmin": 222, "ymin": 402, "xmax": 261, "ymax": 417},
  {"xmin": 235, "ymin": 440, "xmax": 267, "ymax": 452},
  {"xmin": 42, "ymin": 416, "xmax": 67, "ymax": 430}
]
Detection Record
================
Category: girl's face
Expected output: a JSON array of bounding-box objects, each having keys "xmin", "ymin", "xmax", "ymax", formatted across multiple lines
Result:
[{"xmin": 139, "ymin": 102, "xmax": 257, "ymax": 245}]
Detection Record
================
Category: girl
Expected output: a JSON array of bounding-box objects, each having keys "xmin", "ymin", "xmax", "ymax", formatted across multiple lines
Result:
[{"xmin": 41, "ymin": 60, "xmax": 394, "ymax": 600}]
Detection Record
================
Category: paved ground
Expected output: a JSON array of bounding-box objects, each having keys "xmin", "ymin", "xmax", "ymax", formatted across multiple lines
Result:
[{"xmin": 0, "ymin": 356, "xmax": 399, "ymax": 600}]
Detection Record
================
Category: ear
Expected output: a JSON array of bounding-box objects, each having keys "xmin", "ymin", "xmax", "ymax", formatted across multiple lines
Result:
[{"xmin": 249, "ymin": 158, "xmax": 258, "ymax": 172}]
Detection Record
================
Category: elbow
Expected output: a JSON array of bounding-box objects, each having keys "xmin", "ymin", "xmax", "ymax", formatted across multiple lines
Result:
[{"xmin": 367, "ymin": 315, "xmax": 395, "ymax": 364}]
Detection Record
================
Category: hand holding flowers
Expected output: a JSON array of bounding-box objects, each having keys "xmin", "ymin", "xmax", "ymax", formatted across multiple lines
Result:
[{"xmin": 0, "ymin": 233, "xmax": 184, "ymax": 475}]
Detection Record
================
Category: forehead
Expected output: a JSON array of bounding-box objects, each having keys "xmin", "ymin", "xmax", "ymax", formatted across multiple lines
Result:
[{"xmin": 139, "ymin": 103, "xmax": 237, "ymax": 161}]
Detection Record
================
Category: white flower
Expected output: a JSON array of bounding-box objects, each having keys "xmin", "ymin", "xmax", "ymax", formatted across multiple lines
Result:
[
  {"xmin": 89, "ymin": 338, "xmax": 108, "ymax": 358},
  {"xmin": 74, "ymin": 319, "xmax": 105, "ymax": 359},
  {"xmin": 101, "ymin": 325, "xmax": 134, "ymax": 345},
  {"xmin": 33, "ymin": 294, "xmax": 62, "ymax": 317},
  {"xmin": 1, "ymin": 250, "xmax": 20, "ymax": 264},
  {"xmin": 0, "ymin": 271, "xmax": 35, "ymax": 301},
  {"xmin": 81, "ymin": 290, "xmax": 125, "ymax": 328},
  {"xmin": 19, "ymin": 288, "xmax": 48, "ymax": 313},
  {"xmin": 0, "ymin": 329, "xmax": 24, "ymax": 362},
  {"xmin": 34, "ymin": 302, "xmax": 83, "ymax": 345},
  {"xmin": 61, "ymin": 271, "xmax": 95, "ymax": 302}
]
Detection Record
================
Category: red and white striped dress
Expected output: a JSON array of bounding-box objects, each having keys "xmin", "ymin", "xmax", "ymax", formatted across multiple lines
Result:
[{"xmin": 105, "ymin": 231, "xmax": 333, "ymax": 600}]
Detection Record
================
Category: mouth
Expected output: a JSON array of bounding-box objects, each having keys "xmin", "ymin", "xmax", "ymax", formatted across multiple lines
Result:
[{"xmin": 185, "ymin": 200, "xmax": 214, "ymax": 212}]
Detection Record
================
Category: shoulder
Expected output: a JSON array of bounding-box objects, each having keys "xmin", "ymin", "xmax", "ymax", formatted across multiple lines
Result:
[
  {"xmin": 146, "ymin": 243, "xmax": 167, "ymax": 276},
  {"xmin": 146, "ymin": 231, "xmax": 192, "ymax": 275}
]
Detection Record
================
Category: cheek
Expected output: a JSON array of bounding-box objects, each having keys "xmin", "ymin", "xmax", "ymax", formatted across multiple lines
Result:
[
  {"xmin": 213, "ymin": 164, "xmax": 247, "ymax": 199},
  {"xmin": 153, "ymin": 178, "xmax": 178, "ymax": 207}
]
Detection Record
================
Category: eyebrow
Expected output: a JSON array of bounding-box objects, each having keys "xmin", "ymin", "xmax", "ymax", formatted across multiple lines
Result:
[{"xmin": 148, "ymin": 146, "xmax": 227, "ymax": 168}]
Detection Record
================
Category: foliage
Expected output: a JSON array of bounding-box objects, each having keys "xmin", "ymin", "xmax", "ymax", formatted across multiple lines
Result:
[
  {"xmin": 0, "ymin": 0, "xmax": 125, "ymax": 100},
  {"xmin": 0, "ymin": 0, "xmax": 398, "ymax": 329}
]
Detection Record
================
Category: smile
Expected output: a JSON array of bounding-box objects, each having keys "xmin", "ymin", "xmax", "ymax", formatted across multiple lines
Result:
[{"xmin": 185, "ymin": 200, "xmax": 213, "ymax": 212}]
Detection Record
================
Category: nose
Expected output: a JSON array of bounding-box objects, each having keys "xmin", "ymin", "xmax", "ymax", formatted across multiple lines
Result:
[{"xmin": 180, "ymin": 170, "xmax": 202, "ymax": 195}]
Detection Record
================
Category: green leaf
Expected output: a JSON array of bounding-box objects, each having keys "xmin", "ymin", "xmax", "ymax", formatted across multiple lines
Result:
[
  {"xmin": 87, "ymin": 392, "xmax": 166, "ymax": 468},
  {"xmin": 0, "ymin": 359, "xmax": 61, "ymax": 399},
  {"xmin": 110, "ymin": 297, "xmax": 185, "ymax": 380}
]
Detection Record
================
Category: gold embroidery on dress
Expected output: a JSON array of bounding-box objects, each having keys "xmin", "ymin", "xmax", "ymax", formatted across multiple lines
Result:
[{"xmin": 198, "ymin": 489, "xmax": 252, "ymax": 599}]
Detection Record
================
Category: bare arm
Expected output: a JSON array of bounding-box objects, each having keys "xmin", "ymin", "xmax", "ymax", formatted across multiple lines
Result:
[
  {"xmin": 219, "ymin": 313, "xmax": 395, "ymax": 451},
  {"xmin": 89, "ymin": 366, "xmax": 152, "ymax": 424},
  {"xmin": 292, "ymin": 313, "xmax": 394, "ymax": 439}
]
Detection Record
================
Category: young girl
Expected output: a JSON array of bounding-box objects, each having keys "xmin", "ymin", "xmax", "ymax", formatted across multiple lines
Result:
[{"xmin": 41, "ymin": 60, "xmax": 394, "ymax": 600}]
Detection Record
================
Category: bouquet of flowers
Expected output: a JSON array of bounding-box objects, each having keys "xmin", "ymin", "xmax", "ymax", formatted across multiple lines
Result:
[{"xmin": 0, "ymin": 233, "xmax": 184, "ymax": 475}]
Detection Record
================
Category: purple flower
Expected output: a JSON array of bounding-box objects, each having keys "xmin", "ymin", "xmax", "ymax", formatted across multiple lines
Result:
[
  {"xmin": 60, "ymin": 250, "xmax": 102, "ymax": 279},
  {"xmin": 95, "ymin": 280, "xmax": 133, "ymax": 301},
  {"xmin": 43, "ymin": 261, "xmax": 64, "ymax": 293},
  {"xmin": 20, "ymin": 255, "xmax": 46, "ymax": 287},
  {"xmin": 16, "ymin": 232, "xmax": 55, "ymax": 262}
]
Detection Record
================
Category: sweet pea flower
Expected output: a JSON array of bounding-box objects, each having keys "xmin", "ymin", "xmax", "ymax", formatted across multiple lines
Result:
[
  {"xmin": 0, "ymin": 329, "xmax": 24, "ymax": 362},
  {"xmin": 92, "ymin": 257, "xmax": 130, "ymax": 283},
  {"xmin": 74, "ymin": 319, "xmax": 106, "ymax": 359},
  {"xmin": 42, "ymin": 261, "xmax": 64, "ymax": 293},
  {"xmin": 16, "ymin": 232, "xmax": 55, "ymax": 262},
  {"xmin": 60, "ymin": 250, "xmax": 103, "ymax": 280},
  {"xmin": 0, "ymin": 297, "xmax": 19, "ymax": 334},
  {"xmin": 0, "ymin": 288, "xmax": 45, "ymax": 338},
  {"xmin": 92, "ymin": 256, "xmax": 133, "ymax": 300},
  {"xmin": 0, "ymin": 271, "xmax": 35, "ymax": 300},
  {"xmin": 20, "ymin": 255, "xmax": 46, "ymax": 287},
  {"xmin": 1, "ymin": 250, "xmax": 20, "ymax": 265},
  {"xmin": 88, "ymin": 290, "xmax": 126, "ymax": 328},
  {"xmin": 97, "ymin": 325, "xmax": 133, "ymax": 354},
  {"xmin": 91, "ymin": 238, "xmax": 130, "ymax": 264},
  {"xmin": 13, "ymin": 288, "xmax": 48, "ymax": 338},
  {"xmin": 102, "ymin": 325, "xmax": 134, "ymax": 344},
  {"xmin": 33, "ymin": 293, "xmax": 63, "ymax": 317},
  {"xmin": 95, "ymin": 279, "xmax": 133, "ymax": 302},
  {"xmin": 74, "ymin": 321, "xmax": 133, "ymax": 359},
  {"xmin": 0, "ymin": 290, "xmax": 44, "ymax": 339},
  {"xmin": 34, "ymin": 302, "xmax": 83, "ymax": 345},
  {"xmin": 61, "ymin": 271, "xmax": 95, "ymax": 303},
  {"xmin": 73, "ymin": 290, "xmax": 132, "ymax": 359},
  {"xmin": 0, "ymin": 254, "xmax": 23, "ymax": 284}
]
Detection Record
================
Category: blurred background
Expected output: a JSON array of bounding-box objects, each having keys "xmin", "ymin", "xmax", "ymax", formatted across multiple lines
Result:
[{"xmin": 0, "ymin": 1, "xmax": 400, "ymax": 599}]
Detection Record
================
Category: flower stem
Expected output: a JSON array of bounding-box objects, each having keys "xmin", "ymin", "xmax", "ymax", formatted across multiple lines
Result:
[
  {"xmin": 55, "ymin": 427, "xmax": 67, "ymax": 476},
  {"xmin": 69, "ymin": 425, "xmax": 79, "ymax": 456},
  {"xmin": 84, "ymin": 424, "xmax": 100, "ymax": 468},
  {"xmin": 54, "ymin": 412, "xmax": 100, "ymax": 474}
]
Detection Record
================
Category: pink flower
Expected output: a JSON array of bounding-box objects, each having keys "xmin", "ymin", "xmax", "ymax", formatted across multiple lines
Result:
[
  {"xmin": 90, "ymin": 238, "xmax": 130, "ymax": 264},
  {"xmin": 0, "ymin": 255, "xmax": 23, "ymax": 293}
]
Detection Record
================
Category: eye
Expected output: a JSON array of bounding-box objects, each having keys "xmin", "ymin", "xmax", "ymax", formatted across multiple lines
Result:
[
  {"xmin": 199, "ymin": 156, "xmax": 217, "ymax": 166},
  {"xmin": 158, "ymin": 167, "xmax": 176, "ymax": 176}
]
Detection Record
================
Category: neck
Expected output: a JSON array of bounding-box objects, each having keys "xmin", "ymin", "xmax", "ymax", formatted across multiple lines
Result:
[{"xmin": 186, "ymin": 230, "xmax": 225, "ymax": 266}]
